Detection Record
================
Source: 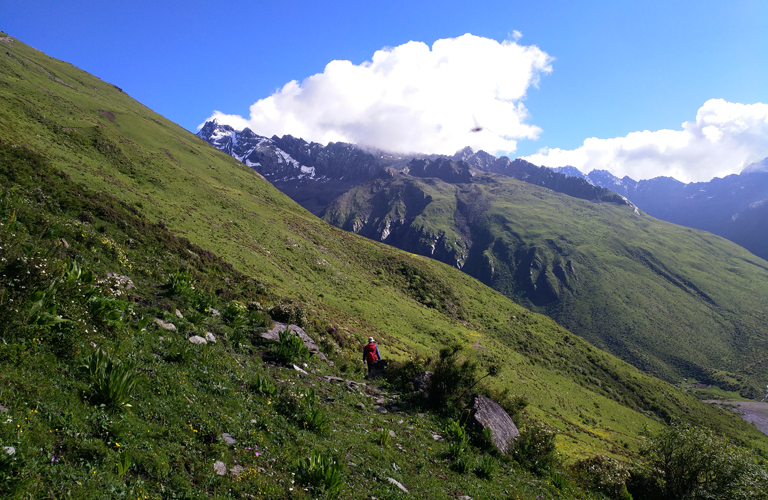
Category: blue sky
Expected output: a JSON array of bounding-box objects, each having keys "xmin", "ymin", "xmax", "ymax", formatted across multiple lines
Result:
[{"xmin": 4, "ymin": 0, "xmax": 767, "ymax": 182}]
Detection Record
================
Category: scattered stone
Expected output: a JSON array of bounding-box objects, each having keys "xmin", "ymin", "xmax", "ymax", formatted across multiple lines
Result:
[
  {"xmin": 468, "ymin": 394, "xmax": 519, "ymax": 454},
  {"xmin": 292, "ymin": 364, "xmax": 308, "ymax": 375},
  {"xmin": 208, "ymin": 308, "xmax": 221, "ymax": 317},
  {"xmin": 387, "ymin": 477, "xmax": 409, "ymax": 494},
  {"xmin": 213, "ymin": 460, "xmax": 226, "ymax": 475},
  {"xmin": 189, "ymin": 336, "xmax": 207, "ymax": 345},
  {"xmin": 346, "ymin": 461, "xmax": 356, "ymax": 466},
  {"xmin": 205, "ymin": 332, "xmax": 216, "ymax": 343},
  {"xmin": 158, "ymin": 336, "xmax": 165, "ymax": 342},
  {"xmin": 375, "ymin": 398, "xmax": 387, "ymax": 405},
  {"xmin": 60, "ymin": 238, "xmax": 69, "ymax": 248},
  {"xmin": 221, "ymin": 433, "xmax": 237, "ymax": 445},
  {"xmin": 230, "ymin": 465, "xmax": 245, "ymax": 476},
  {"xmin": 357, "ymin": 403, "xmax": 366, "ymax": 410},
  {"xmin": 376, "ymin": 406, "xmax": 388, "ymax": 414},
  {"xmin": 175, "ymin": 309, "xmax": 184, "ymax": 319},
  {"xmin": 323, "ymin": 376, "xmax": 345, "ymax": 383},
  {"xmin": 388, "ymin": 430, "xmax": 397, "ymax": 438},
  {"xmin": 432, "ymin": 434, "xmax": 444, "ymax": 442},
  {"xmin": 250, "ymin": 419, "xmax": 258, "ymax": 424},
  {"xmin": 458, "ymin": 496, "xmax": 473, "ymax": 500},
  {"xmin": 3, "ymin": 446, "xmax": 15, "ymax": 456},
  {"xmin": 0, "ymin": 404, "xmax": 8, "ymax": 413},
  {"xmin": 390, "ymin": 406, "xmax": 401, "ymax": 412},
  {"xmin": 153, "ymin": 318, "xmax": 177, "ymax": 331}
]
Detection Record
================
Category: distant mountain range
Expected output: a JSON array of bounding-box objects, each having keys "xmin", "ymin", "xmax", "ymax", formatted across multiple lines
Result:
[
  {"xmin": 553, "ymin": 161, "xmax": 768, "ymax": 261},
  {"xmin": 198, "ymin": 120, "xmax": 632, "ymax": 214}
]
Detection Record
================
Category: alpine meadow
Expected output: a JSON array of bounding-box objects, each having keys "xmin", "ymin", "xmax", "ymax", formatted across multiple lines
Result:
[{"xmin": 1, "ymin": 32, "xmax": 768, "ymax": 500}]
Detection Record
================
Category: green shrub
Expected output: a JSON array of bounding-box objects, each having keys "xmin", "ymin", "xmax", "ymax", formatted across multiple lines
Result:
[
  {"xmin": 269, "ymin": 301, "xmax": 306, "ymax": 327},
  {"xmin": 297, "ymin": 450, "xmax": 343, "ymax": 498},
  {"xmin": 427, "ymin": 343, "xmax": 479, "ymax": 409},
  {"xmin": 221, "ymin": 300, "xmax": 247, "ymax": 327},
  {"xmin": 510, "ymin": 423, "xmax": 559, "ymax": 475},
  {"xmin": 272, "ymin": 329, "xmax": 310, "ymax": 364},
  {"xmin": 383, "ymin": 357, "xmax": 430, "ymax": 392},
  {"xmin": 165, "ymin": 270, "xmax": 195, "ymax": 298},
  {"xmin": 631, "ymin": 424, "xmax": 768, "ymax": 500},
  {"xmin": 83, "ymin": 349, "xmax": 138, "ymax": 408},
  {"xmin": 570, "ymin": 455, "xmax": 631, "ymax": 500}
]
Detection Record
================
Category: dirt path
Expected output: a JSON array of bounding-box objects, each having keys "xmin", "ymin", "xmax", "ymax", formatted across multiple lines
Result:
[{"xmin": 705, "ymin": 400, "xmax": 768, "ymax": 436}]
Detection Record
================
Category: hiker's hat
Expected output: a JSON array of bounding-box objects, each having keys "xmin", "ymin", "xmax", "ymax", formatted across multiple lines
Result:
[{"xmin": 368, "ymin": 337, "xmax": 375, "ymax": 343}]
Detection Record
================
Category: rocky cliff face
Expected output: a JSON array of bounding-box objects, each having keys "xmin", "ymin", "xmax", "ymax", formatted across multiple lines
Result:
[
  {"xmin": 197, "ymin": 120, "xmax": 386, "ymax": 214},
  {"xmin": 199, "ymin": 120, "xmax": 633, "ymax": 216}
]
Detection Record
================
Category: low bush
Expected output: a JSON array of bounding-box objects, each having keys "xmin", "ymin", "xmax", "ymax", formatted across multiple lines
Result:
[
  {"xmin": 570, "ymin": 455, "xmax": 631, "ymax": 500},
  {"xmin": 630, "ymin": 424, "xmax": 768, "ymax": 500},
  {"xmin": 510, "ymin": 423, "xmax": 559, "ymax": 475}
]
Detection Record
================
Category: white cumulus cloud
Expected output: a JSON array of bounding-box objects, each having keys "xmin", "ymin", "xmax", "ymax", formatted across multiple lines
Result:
[
  {"xmin": 201, "ymin": 33, "xmax": 552, "ymax": 155},
  {"xmin": 524, "ymin": 99, "xmax": 768, "ymax": 183}
]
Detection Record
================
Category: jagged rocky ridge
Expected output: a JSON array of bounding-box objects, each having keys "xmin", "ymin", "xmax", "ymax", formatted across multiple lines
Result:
[{"xmin": 198, "ymin": 120, "xmax": 632, "ymax": 215}]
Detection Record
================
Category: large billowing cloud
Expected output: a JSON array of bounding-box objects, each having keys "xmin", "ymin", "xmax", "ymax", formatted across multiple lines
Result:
[
  {"xmin": 524, "ymin": 99, "xmax": 768, "ymax": 183},
  {"xmin": 201, "ymin": 34, "xmax": 552, "ymax": 154}
]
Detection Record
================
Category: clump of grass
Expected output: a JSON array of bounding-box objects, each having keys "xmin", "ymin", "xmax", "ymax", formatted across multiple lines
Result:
[
  {"xmin": 375, "ymin": 429, "xmax": 391, "ymax": 447},
  {"xmin": 452, "ymin": 456, "xmax": 472, "ymax": 474},
  {"xmin": 83, "ymin": 348, "xmax": 137, "ymax": 409},
  {"xmin": 296, "ymin": 450, "xmax": 343, "ymax": 498},
  {"xmin": 475, "ymin": 455, "xmax": 497, "ymax": 479}
]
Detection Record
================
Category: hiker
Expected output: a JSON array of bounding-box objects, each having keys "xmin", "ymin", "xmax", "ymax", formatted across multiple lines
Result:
[{"xmin": 362, "ymin": 337, "xmax": 381, "ymax": 373}]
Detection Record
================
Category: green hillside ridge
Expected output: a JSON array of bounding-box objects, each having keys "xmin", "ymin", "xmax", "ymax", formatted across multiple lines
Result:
[
  {"xmin": 1, "ymin": 33, "xmax": 767, "ymax": 498},
  {"xmin": 322, "ymin": 168, "xmax": 768, "ymax": 394}
]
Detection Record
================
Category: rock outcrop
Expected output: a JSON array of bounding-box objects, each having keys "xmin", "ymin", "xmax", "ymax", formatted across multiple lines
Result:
[{"xmin": 469, "ymin": 394, "xmax": 519, "ymax": 454}]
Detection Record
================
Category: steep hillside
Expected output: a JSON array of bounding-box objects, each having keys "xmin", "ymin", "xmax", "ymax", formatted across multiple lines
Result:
[
  {"xmin": 555, "ymin": 164, "xmax": 768, "ymax": 261},
  {"xmin": 322, "ymin": 167, "xmax": 768, "ymax": 394},
  {"xmin": 1, "ymin": 33, "xmax": 767, "ymax": 498}
]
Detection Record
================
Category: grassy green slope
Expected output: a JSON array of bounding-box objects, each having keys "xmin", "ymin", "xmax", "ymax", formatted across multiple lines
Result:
[
  {"xmin": 1, "ymin": 33, "xmax": 767, "ymax": 496},
  {"xmin": 323, "ymin": 171, "xmax": 768, "ymax": 393}
]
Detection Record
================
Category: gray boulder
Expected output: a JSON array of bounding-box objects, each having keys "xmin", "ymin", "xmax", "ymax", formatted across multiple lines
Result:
[
  {"xmin": 469, "ymin": 394, "xmax": 519, "ymax": 454},
  {"xmin": 412, "ymin": 371, "xmax": 433, "ymax": 394}
]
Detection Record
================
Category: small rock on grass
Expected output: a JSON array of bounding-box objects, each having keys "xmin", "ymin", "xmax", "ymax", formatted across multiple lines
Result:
[
  {"xmin": 205, "ymin": 332, "xmax": 216, "ymax": 343},
  {"xmin": 175, "ymin": 309, "xmax": 183, "ymax": 319},
  {"xmin": 0, "ymin": 404, "xmax": 8, "ymax": 413},
  {"xmin": 3, "ymin": 446, "xmax": 15, "ymax": 456},
  {"xmin": 221, "ymin": 433, "xmax": 236, "ymax": 445},
  {"xmin": 387, "ymin": 477, "xmax": 409, "ymax": 494},
  {"xmin": 153, "ymin": 318, "xmax": 177, "ymax": 331},
  {"xmin": 213, "ymin": 460, "xmax": 226, "ymax": 475},
  {"xmin": 189, "ymin": 335, "xmax": 207, "ymax": 345}
]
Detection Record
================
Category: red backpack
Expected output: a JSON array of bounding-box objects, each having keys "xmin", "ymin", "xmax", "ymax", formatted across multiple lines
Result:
[{"xmin": 363, "ymin": 343, "xmax": 378, "ymax": 363}]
